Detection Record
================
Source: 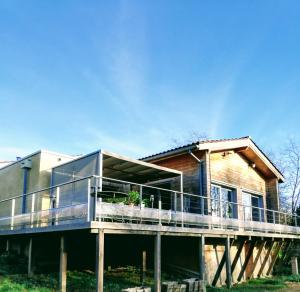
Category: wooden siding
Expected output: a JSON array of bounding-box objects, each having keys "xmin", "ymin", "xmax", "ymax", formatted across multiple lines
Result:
[
  {"xmin": 149, "ymin": 149, "xmax": 279, "ymax": 214},
  {"xmin": 154, "ymin": 152, "xmax": 204, "ymax": 194},
  {"xmin": 210, "ymin": 151, "xmax": 266, "ymax": 194}
]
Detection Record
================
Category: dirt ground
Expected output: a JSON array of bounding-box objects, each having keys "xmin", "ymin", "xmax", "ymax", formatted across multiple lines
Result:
[{"xmin": 280, "ymin": 282, "xmax": 300, "ymax": 291}]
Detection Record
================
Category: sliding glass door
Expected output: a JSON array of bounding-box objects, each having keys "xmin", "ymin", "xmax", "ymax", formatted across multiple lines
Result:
[
  {"xmin": 211, "ymin": 185, "xmax": 237, "ymax": 218},
  {"xmin": 242, "ymin": 191, "xmax": 264, "ymax": 222}
]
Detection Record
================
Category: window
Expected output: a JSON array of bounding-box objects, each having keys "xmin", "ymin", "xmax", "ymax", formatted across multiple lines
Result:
[
  {"xmin": 242, "ymin": 192, "xmax": 264, "ymax": 222},
  {"xmin": 211, "ymin": 185, "xmax": 237, "ymax": 218}
]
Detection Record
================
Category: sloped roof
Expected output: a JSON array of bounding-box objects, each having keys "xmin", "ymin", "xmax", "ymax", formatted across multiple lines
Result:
[{"xmin": 141, "ymin": 136, "xmax": 284, "ymax": 182}]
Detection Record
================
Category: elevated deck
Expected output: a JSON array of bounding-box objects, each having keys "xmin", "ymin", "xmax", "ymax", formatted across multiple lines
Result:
[{"xmin": 0, "ymin": 175, "xmax": 299, "ymax": 240}]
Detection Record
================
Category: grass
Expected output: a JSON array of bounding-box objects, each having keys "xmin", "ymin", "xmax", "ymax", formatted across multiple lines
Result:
[
  {"xmin": 0, "ymin": 253, "xmax": 300, "ymax": 291},
  {"xmin": 207, "ymin": 275, "xmax": 300, "ymax": 291}
]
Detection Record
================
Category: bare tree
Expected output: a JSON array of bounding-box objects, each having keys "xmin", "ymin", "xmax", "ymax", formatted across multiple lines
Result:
[
  {"xmin": 170, "ymin": 131, "xmax": 209, "ymax": 147},
  {"xmin": 279, "ymin": 138, "xmax": 300, "ymax": 214}
]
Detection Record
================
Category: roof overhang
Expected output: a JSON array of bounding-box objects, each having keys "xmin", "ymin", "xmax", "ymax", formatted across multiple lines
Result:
[
  {"xmin": 102, "ymin": 150, "xmax": 182, "ymax": 184},
  {"xmin": 198, "ymin": 138, "xmax": 284, "ymax": 182},
  {"xmin": 143, "ymin": 137, "xmax": 284, "ymax": 183}
]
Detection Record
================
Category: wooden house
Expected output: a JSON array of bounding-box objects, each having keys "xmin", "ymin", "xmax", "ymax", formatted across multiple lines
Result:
[{"xmin": 0, "ymin": 137, "xmax": 298, "ymax": 292}]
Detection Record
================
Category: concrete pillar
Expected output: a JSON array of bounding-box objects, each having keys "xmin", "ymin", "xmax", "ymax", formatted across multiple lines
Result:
[
  {"xmin": 199, "ymin": 236, "xmax": 205, "ymax": 281},
  {"xmin": 154, "ymin": 233, "xmax": 161, "ymax": 292},
  {"xmin": 96, "ymin": 230, "xmax": 104, "ymax": 292},
  {"xmin": 28, "ymin": 238, "xmax": 33, "ymax": 276},
  {"xmin": 225, "ymin": 236, "xmax": 231, "ymax": 289},
  {"xmin": 291, "ymin": 257, "xmax": 299, "ymax": 275},
  {"xmin": 59, "ymin": 236, "xmax": 67, "ymax": 292}
]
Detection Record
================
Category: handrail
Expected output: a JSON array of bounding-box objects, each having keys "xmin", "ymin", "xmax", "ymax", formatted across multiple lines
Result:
[{"xmin": 0, "ymin": 174, "xmax": 298, "ymax": 228}]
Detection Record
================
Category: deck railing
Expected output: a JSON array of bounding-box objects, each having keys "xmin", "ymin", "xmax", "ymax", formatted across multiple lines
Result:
[{"xmin": 0, "ymin": 175, "xmax": 298, "ymax": 235}]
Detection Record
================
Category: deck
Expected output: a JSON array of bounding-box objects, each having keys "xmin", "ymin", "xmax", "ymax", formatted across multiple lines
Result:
[{"xmin": 0, "ymin": 175, "xmax": 299, "ymax": 239}]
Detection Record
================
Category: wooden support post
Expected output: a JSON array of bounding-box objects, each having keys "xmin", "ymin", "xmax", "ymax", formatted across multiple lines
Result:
[
  {"xmin": 28, "ymin": 238, "xmax": 33, "ymax": 276},
  {"xmin": 258, "ymin": 241, "xmax": 274, "ymax": 277},
  {"xmin": 140, "ymin": 250, "xmax": 147, "ymax": 285},
  {"xmin": 291, "ymin": 257, "xmax": 299, "ymax": 275},
  {"xmin": 59, "ymin": 235, "xmax": 67, "ymax": 292},
  {"xmin": 237, "ymin": 240, "xmax": 256, "ymax": 282},
  {"xmin": 212, "ymin": 248, "xmax": 226, "ymax": 286},
  {"xmin": 231, "ymin": 240, "xmax": 245, "ymax": 277},
  {"xmin": 248, "ymin": 241, "xmax": 266, "ymax": 279},
  {"xmin": 266, "ymin": 241, "xmax": 283, "ymax": 276},
  {"xmin": 277, "ymin": 241, "xmax": 292, "ymax": 272},
  {"xmin": 198, "ymin": 235, "xmax": 205, "ymax": 281},
  {"xmin": 154, "ymin": 233, "xmax": 161, "ymax": 292},
  {"xmin": 96, "ymin": 230, "xmax": 104, "ymax": 292},
  {"xmin": 225, "ymin": 236, "xmax": 231, "ymax": 289},
  {"xmin": 6, "ymin": 239, "xmax": 9, "ymax": 253}
]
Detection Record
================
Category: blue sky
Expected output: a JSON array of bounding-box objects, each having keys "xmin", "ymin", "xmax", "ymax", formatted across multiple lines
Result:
[{"xmin": 0, "ymin": 0, "xmax": 300, "ymax": 160}]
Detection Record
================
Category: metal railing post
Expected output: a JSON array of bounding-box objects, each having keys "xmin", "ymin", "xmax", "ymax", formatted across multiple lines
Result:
[
  {"xmin": 140, "ymin": 185, "xmax": 143, "ymax": 223},
  {"xmin": 30, "ymin": 193, "xmax": 35, "ymax": 228},
  {"xmin": 87, "ymin": 179, "xmax": 91, "ymax": 222},
  {"xmin": 55, "ymin": 187, "xmax": 60, "ymax": 225},
  {"xmin": 201, "ymin": 196, "xmax": 204, "ymax": 215},
  {"xmin": 273, "ymin": 210, "xmax": 276, "ymax": 225},
  {"xmin": 10, "ymin": 199, "xmax": 15, "ymax": 230},
  {"xmin": 94, "ymin": 178, "xmax": 98, "ymax": 221},
  {"xmin": 181, "ymin": 192, "xmax": 184, "ymax": 227},
  {"xmin": 158, "ymin": 199, "xmax": 162, "ymax": 226},
  {"xmin": 259, "ymin": 207, "xmax": 262, "ymax": 223}
]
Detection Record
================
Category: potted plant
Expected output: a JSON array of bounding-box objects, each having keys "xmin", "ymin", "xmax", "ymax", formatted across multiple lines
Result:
[{"xmin": 124, "ymin": 191, "xmax": 140, "ymax": 206}]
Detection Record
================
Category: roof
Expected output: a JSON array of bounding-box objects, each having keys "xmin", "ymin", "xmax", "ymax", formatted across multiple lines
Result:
[
  {"xmin": 141, "ymin": 136, "xmax": 285, "ymax": 182},
  {"xmin": 52, "ymin": 149, "xmax": 181, "ymax": 184},
  {"xmin": 0, "ymin": 150, "xmax": 75, "ymax": 172}
]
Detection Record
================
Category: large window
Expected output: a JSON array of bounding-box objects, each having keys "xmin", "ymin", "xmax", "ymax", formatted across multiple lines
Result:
[
  {"xmin": 242, "ymin": 192, "xmax": 264, "ymax": 222},
  {"xmin": 211, "ymin": 185, "xmax": 237, "ymax": 218}
]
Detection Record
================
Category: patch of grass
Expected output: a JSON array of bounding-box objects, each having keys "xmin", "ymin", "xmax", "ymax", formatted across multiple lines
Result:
[{"xmin": 207, "ymin": 277, "xmax": 288, "ymax": 292}]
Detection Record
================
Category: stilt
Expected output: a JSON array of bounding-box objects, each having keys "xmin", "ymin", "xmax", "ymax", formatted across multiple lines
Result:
[
  {"xmin": 266, "ymin": 241, "xmax": 283, "ymax": 275},
  {"xmin": 291, "ymin": 257, "xmax": 298, "ymax": 275},
  {"xmin": 140, "ymin": 250, "xmax": 147, "ymax": 285},
  {"xmin": 225, "ymin": 236, "xmax": 231, "ymax": 289},
  {"xmin": 237, "ymin": 240, "xmax": 256, "ymax": 282},
  {"xmin": 231, "ymin": 239, "xmax": 245, "ymax": 279},
  {"xmin": 248, "ymin": 241, "xmax": 266, "ymax": 279},
  {"xmin": 28, "ymin": 238, "xmax": 33, "ymax": 276},
  {"xmin": 198, "ymin": 235, "xmax": 205, "ymax": 281},
  {"xmin": 258, "ymin": 241, "xmax": 274, "ymax": 277},
  {"xmin": 154, "ymin": 232, "xmax": 161, "ymax": 292},
  {"xmin": 6, "ymin": 239, "xmax": 9, "ymax": 253},
  {"xmin": 96, "ymin": 229, "xmax": 104, "ymax": 292},
  {"xmin": 59, "ymin": 235, "xmax": 67, "ymax": 292}
]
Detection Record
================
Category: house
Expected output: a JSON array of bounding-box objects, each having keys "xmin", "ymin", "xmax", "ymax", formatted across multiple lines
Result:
[{"xmin": 0, "ymin": 137, "xmax": 298, "ymax": 292}]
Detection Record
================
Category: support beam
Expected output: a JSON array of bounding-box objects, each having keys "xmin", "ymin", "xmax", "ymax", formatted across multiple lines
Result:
[
  {"xmin": 248, "ymin": 241, "xmax": 266, "ymax": 279},
  {"xmin": 212, "ymin": 248, "xmax": 226, "ymax": 286},
  {"xmin": 96, "ymin": 230, "xmax": 105, "ymax": 292},
  {"xmin": 59, "ymin": 236, "xmax": 67, "ymax": 292},
  {"xmin": 257, "ymin": 241, "xmax": 274, "ymax": 277},
  {"xmin": 28, "ymin": 238, "xmax": 33, "ymax": 276},
  {"xmin": 225, "ymin": 236, "xmax": 231, "ymax": 289},
  {"xmin": 276, "ymin": 241, "xmax": 292, "ymax": 272},
  {"xmin": 266, "ymin": 241, "xmax": 284, "ymax": 276},
  {"xmin": 140, "ymin": 250, "xmax": 147, "ymax": 285},
  {"xmin": 231, "ymin": 240, "xmax": 245, "ymax": 277},
  {"xmin": 198, "ymin": 235, "xmax": 205, "ymax": 281},
  {"xmin": 154, "ymin": 232, "xmax": 161, "ymax": 292},
  {"xmin": 237, "ymin": 240, "xmax": 256, "ymax": 282},
  {"xmin": 212, "ymin": 239, "xmax": 232, "ymax": 287},
  {"xmin": 291, "ymin": 257, "xmax": 299, "ymax": 275}
]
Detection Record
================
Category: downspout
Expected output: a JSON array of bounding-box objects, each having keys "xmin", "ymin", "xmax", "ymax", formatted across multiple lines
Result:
[
  {"xmin": 20, "ymin": 159, "xmax": 32, "ymax": 214},
  {"xmin": 188, "ymin": 150, "xmax": 205, "ymax": 214}
]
